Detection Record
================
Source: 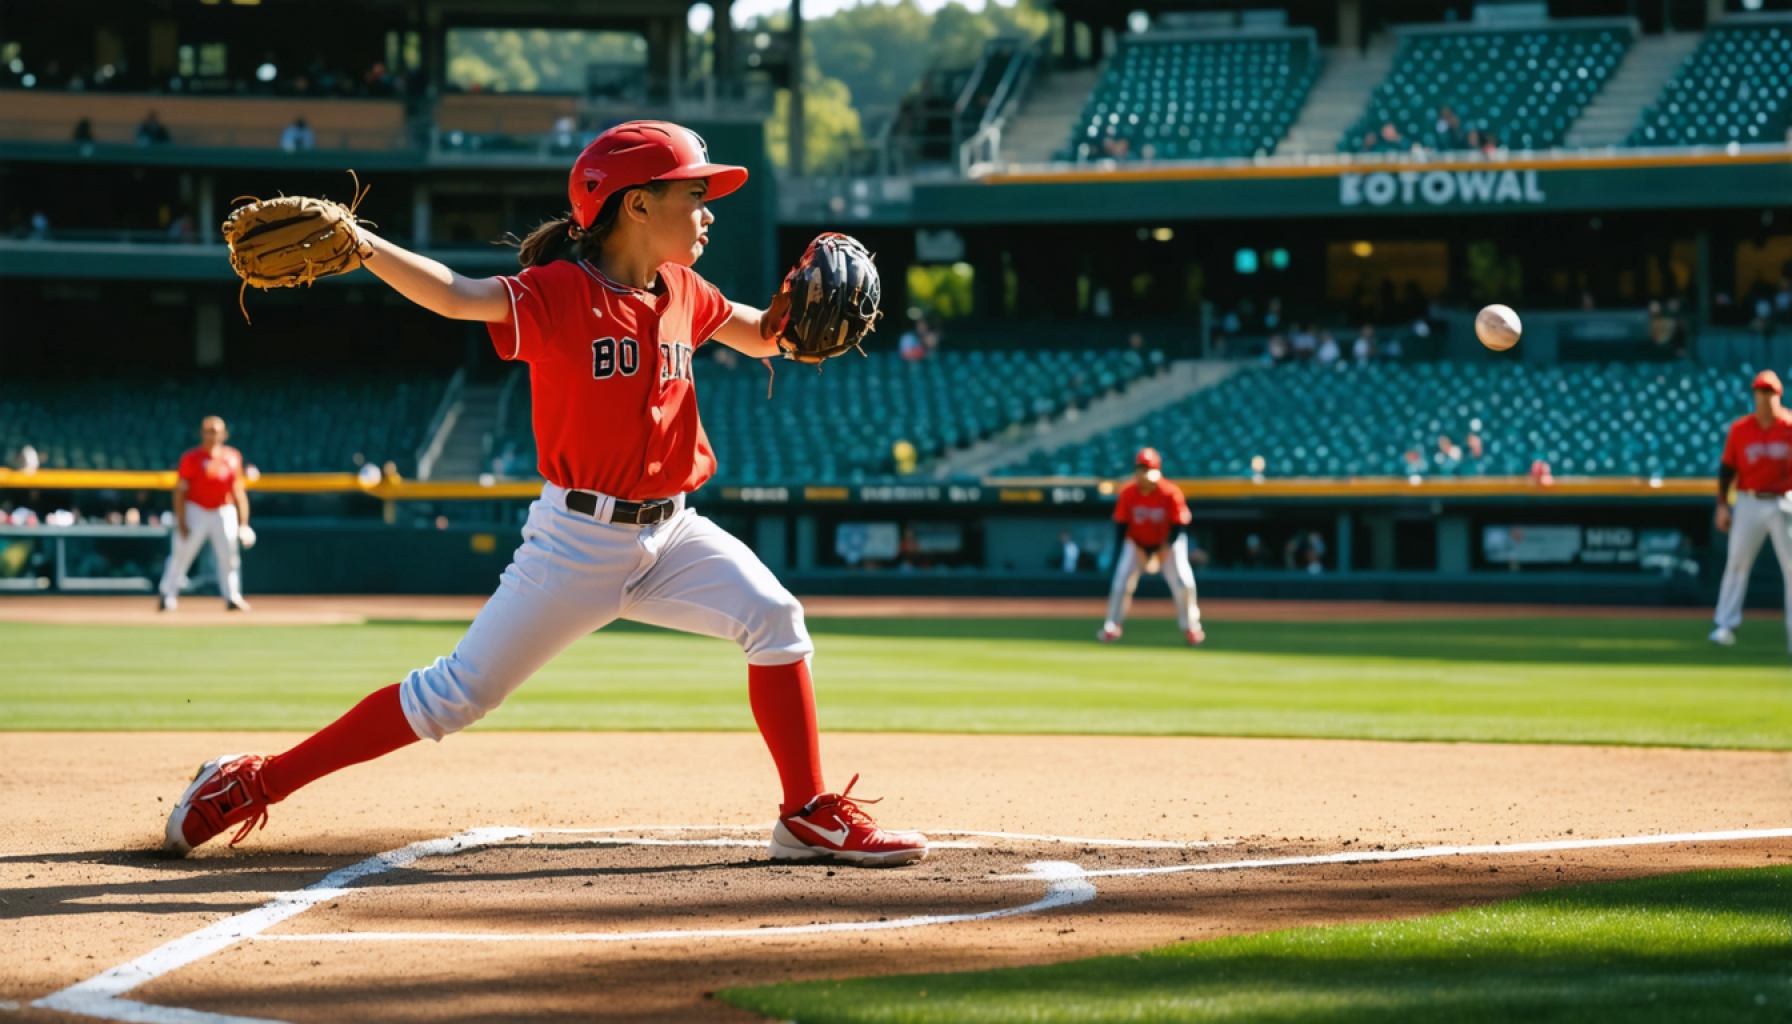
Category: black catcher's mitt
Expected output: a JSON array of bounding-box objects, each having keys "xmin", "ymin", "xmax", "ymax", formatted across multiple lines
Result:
[{"xmin": 760, "ymin": 232, "xmax": 882, "ymax": 364}]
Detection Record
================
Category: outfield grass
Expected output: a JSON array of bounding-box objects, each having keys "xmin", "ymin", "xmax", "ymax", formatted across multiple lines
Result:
[
  {"xmin": 719, "ymin": 866, "xmax": 1792, "ymax": 1023},
  {"xmin": 1, "ymin": 615, "xmax": 1788, "ymax": 747}
]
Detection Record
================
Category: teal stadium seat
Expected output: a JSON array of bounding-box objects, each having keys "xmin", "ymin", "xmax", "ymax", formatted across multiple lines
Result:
[
  {"xmin": 492, "ymin": 349, "xmax": 1159, "ymax": 485},
  {"xmin": 1070, "ymin": 34, "xmax": 1319, "ymax": 161},
  {"xmin": 998, "ymin": 362, "xmax": 1734, "ymax": 480},
  {"xmin": 0, "ymin": 376, "xmax": 449, "ymax": 474},
  {"xmin": 1628, "ymin": 23, "xmax": 1792, "ymax": 147},
  {"xmin": 1343, "ymin": 26, "xmax": 1631, "ymax": 152}
]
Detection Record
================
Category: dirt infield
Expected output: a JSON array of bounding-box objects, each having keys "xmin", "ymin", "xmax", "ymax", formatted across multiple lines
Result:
[
  {"xmin": 5, "ymin": 732, "xmax": 1788, "ymax": 1022},
  {"xmin": 0, "ymin": 593, "xmax": 1748, "ymax": 627}
]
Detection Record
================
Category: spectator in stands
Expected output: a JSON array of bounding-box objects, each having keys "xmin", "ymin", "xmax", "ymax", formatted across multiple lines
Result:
[
  {"xmin": 1648, "ymin": 301, "xmax": 1676, "ymax": 356},
  {"xmin": 280, "ymin": 116, "xmax": 316, "ymax": 152},
  {"xmin": 553, "ymin": 114, "xmax": 578, "ymax": 150},
  {"xmin": 1315, "ymin": 330, "xmax": 1341, "ymax": 365},
  {"xmin": 898, "ymin": 322, "xmax": 926, "ymax": 362},
  {"xmin": 1352, "ymin": 324, "xmax": 1376, "ymax": 362},
  {"xmin": 1055, "ymin": 531, "xmax": 1080, "ymax": 573},
  {"xmin": 136, "ymin": 110, "xmax": 170, "ymax": 145},
  {"xmin": 1436, "ymin": 105, "xmax": 1464, "ymax": 150},
  {"xmin": 1264, "ymin": 332, "xmax": 1290, "ymax": 365},
  {"xmin": 1289, "ymin": 322, "xmax": 1318, "ymax": 360},
  {"xmin": 13, "ymin": 444, "xmax": 39, "ymax": 474},
  {"xmin": 26, "ymin": 211, "xmax": 50, "ymax": 241},
  {"xmin": 1465, "ymin": 431, "xmax": 1485, "ymax": 465},
  {"xmin": 1378, "ymin": 122, "xmax": 1402, "ymax": 150},
  {"xmin": 1436, "ymin": 434, "xmax": 1463, "ymax": 470},
  {"xmin": 1261, "ymin": 297, "xmax": 1283, "ymax": 334},
  {"xmin": 1285, "ymin": 531, "xmax": 1326, "ymax": 573},
  {"xmin": 167, "ymin": 209, "xmax": 197, "ymax": 244},
  {"xmin": 1239, "ymin": 533, "xmax": 1268, "ymax": 570},
  {"xmin": 72, "ymin": 117, "xmax": 93, "ymax": 143}
]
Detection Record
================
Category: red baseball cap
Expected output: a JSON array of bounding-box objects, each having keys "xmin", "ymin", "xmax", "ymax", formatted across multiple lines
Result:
[
  {"xmin": 1135, "ymin": 447, "xmax": 1163, "ymax": 470},
  {"xmin": 568, "ymin": 121, "xmax": 748, "ymax": 229},
  {"xmin": 1754, "ymin": 370, "xmax": 1783, "ymax": 395}
]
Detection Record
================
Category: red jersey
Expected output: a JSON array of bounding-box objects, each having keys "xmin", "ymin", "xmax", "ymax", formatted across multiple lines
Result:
[
  {"xmin": 488, "ymin": 258, "xmax": 734, "ymax": 500},
  {"xmin": 1113, "ymin": 478, "xmax": 1190, "ymax": 548},
  {"xmin": 177, "ymin": 446, "xmax": 243, "ymax": 509},
  {"xmin": 1721, "ymin": 412, "xmax": 1792, "ymax": 494}
]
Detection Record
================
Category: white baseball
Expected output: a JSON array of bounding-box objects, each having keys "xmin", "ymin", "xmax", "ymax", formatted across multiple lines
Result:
[{"xmin": 1475, "ymin": 304, "xmax": 1522, "ymax": 352}]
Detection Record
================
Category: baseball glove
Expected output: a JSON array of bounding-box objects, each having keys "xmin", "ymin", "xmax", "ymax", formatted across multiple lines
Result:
[
  {"xmin": 221, "ymin": 172, "xmax": 373, "ymax": 323},
  {"xmin": 760, "ymin": 232, "xmax": 882, "ymax": 364}
]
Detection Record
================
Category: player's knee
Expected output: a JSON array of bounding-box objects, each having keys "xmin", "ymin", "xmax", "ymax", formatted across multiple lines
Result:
[
  {"xmin": 743, "ymin": 590, "xmax": 813, "ymax": 663},
  {"xmin": 399, "ymin": 652, "xmax": 511, "ymax": 741}
]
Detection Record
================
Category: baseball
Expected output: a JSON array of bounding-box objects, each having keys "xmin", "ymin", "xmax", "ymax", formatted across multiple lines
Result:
[{"xmin": 1475, "ymin": 303, "xmax": 1522, "ymax": 351}]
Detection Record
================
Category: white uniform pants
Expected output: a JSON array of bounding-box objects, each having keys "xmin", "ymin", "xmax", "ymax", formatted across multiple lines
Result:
[
  {"xmin": 1713, "ymin": 492, "xmax": 1792, "ymax": 646},
  {"xmin": 1104, "ymin": 534, "xmax": 1201, "ymax": 633},
  {"xmin": 399, "ymin": 483, "xmax": 813, "ymax": 741},
  {"xmin": 158, "ymin": 501, "xmax": 243, "ymax": 604}
]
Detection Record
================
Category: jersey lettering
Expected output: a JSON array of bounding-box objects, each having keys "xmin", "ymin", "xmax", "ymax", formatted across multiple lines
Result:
[
  {"xmin": 658, "ymin": 341, "xmax": 694, "ymax": 384},
  {"xmin": 593, "ymin": 337, "xmax": 641, "ymax": 379}
]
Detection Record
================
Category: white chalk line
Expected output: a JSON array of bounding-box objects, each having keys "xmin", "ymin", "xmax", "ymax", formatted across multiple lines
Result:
[
  {"xmin": 995, "ymin": 825, "xmax": 1792, "ymax": 880},
  {"xmin": 31, "ymin": 827, "xmax": 529, "ymax": 1024},
  {"xmin": 31, "ymin": 823, "xmax": 1787, "ymax": 1023},
  {"xmin": 255, "ymin": 859, "xmax": 1095, "ymax": 944},
  {"xmin": 531, "ymin": 824, "xmax": 1229, "ymax": 850}
]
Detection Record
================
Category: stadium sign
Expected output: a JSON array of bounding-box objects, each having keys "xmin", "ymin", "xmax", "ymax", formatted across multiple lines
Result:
[{"xmin": 1338, "ymin": 169, "xmax": 1546, "ymax": 208}]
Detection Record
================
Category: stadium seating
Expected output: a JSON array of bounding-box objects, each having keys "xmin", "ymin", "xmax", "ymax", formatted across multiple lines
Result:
[
  {"xmin": 492, "ymin": 348, "xmax": 1161, "ymax": 485},
  {"xmin": 0, "ymin": 376, "xmax": 449, "ymax": 474},
  {"xmin": 1002, "ymin": 361, "xmax": 1734, "ymax": 479},
  {"xmin": 1069, "ymin": 33, "xmax": 1319, "ymax": 161},
  {"xmin": 1628, "ymin": 21, "xmax": 1792, "ymax": 146},
  {"xmin": 1343, "ymin": 26, "xmax": 1631, "ymax": 152}
]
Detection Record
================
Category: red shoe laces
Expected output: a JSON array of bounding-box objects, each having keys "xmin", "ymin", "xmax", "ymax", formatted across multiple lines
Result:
[
  {"xmin": 828, "ymin": 773, "xmax": 883, "ymax": 829},
  {"xmin": 199, "ymin": 759, "xmax": 271, "ymax": 847}
]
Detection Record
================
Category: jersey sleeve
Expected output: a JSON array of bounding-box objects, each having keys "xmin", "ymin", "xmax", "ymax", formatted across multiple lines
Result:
[
  {"xmin": 1168, "ymin": 483, "xmax": 1192, "ymax": 524},
  {"xmin": 176, "ymin": 450, "xmax": 199, "ymax": 482},
  {"xmin": 682, "ymin": 266, "xmax": 734, "ymax": 348},
  {"xmin": 1721, "ymin": 420, "xmax": 1742, "ymax": 469},
  {"xmin": 1112, "ymin": 487, "xmax": 1133, "ymax": 524},
  {"xmin": 486, "ymin": 264, "xmax": 560, "ymax": 363}
]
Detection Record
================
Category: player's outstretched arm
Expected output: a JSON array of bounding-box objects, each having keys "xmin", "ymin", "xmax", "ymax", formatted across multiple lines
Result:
[
  {"xmin": 360, "ymin": 230, "xmax": 511, "ymax": 324},
  {"xmin": 712, "ymin": 301, "xmax": 780, "ymax": 359}
]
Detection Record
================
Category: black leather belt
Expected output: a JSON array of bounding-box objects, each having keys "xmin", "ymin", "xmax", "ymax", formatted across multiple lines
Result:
[
  {"xmin": 564, "ymin": 490, "xmax": 678, "ymax": 525},
  {"xmin": 1743, "ymin": 490, "xmax": 1788, "ymax": 500}
]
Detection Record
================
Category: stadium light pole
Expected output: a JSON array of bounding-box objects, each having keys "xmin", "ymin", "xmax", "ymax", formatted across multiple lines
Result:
[{"xmin": 788, "ymin": 0, "xmax": 804, "ymax": 176}]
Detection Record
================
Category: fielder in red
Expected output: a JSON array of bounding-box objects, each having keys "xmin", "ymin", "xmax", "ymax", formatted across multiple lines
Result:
[
  {"xmin": 1099, "ymin": 447, "xmax": 1205, "ymax": 646},
  {"xmin": 163, "ymin": 121, "xmax": 927, "ymax": 866}
]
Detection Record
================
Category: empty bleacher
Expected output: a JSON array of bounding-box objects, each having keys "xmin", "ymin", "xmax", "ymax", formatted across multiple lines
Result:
[
  {"xmin": 1002, "ymin": 361, "xmax": 1734, "ymax": 480},
  {"xmin": 491, "ymin": 348, "xmax": 1160, "ymax": 485},
  {"xmin": 0, "ymin": 376, "xmax": 449, "ymax": 474},
  {"xmin": 1343, "ymin": 24, "xmax": 1632, "ymax": 152},
  {"xmin": 1627, "ymin": 19, "xmax": 1792, "ymax": 147},
  {"xmin": 1068, "ymin": 32, "xmax": 1319, "ymax": 161}
]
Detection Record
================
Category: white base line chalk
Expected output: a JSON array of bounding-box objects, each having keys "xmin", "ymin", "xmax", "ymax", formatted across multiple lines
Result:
[{"xmin": 997, "ymin": 825, "xmax": 1792, "ymax": 880}]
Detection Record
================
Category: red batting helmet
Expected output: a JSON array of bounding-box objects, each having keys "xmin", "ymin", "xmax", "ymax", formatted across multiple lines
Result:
[
  {"xmin": 1135, "ymin": 447, "xmax": 1163, "ymax": 470},
  {"xmin": 568, "ymin": 121, "xmax": 748, "ymax": 230}
]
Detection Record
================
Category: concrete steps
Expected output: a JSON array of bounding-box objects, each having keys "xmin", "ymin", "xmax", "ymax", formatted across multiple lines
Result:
[
  {"xmin": 426, "ymin": 384, "xmax": 501, "ymax": 480},
  {"xmin": 1565, "ymin": 32, "xmax": 1701, "ymax": 149},
  {"xmin": 996, "ymin": 67, "xmax": 1102, "ymax": 165},
  {"xmin": 1280, "ymin": 39, "xmax": 1397, "ymax": 156}
]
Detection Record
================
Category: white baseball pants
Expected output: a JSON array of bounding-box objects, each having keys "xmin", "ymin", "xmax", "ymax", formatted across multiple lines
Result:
[
  {"xmin": 399, "ymin": 483, "xmax": 813, "ymax": 741},
  {"xmin": 1713, "ymin": 492, "xmax": 1792, "ymax": 647},
  {"xmin": 1104, "ymin": 534, "xmax": 1201, "ymax": 633},
  {"xmin": 158, "ymin": 501, "xmax": 244, "ymax": 605}
]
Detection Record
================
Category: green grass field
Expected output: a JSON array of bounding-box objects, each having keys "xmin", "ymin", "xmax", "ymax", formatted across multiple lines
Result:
[
  {"xmin": 720, "ymin": 866, "xmax": 1792, "ymax": 1023},
  {"xmin": 2, "ymin": 614, "xmax": 1788, "ymax": 748}
]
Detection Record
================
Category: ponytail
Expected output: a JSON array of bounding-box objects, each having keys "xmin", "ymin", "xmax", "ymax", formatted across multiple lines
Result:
[{"xmin": 505, "ymin": 181, "xmax": 672, "ymax": 269}]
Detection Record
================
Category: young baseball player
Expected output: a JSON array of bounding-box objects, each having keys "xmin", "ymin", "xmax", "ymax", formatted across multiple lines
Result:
[
  {"xmin": 157, "ymin": 416, "xmax": 252, "ymax": 612},
  {"xmin": 1099, "ymin": 447, "xmax": 1204, "ymax": 646},
  {"xmin": 164, "ymin": 121, "xmax": 927, "ymax": 866},
  {"xmin": 1710, "ymin": 369, "xmax": 1792, "ymax": 650}
]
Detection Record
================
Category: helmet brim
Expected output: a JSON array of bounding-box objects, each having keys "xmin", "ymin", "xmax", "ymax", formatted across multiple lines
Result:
[{"xmin": 655, "ymin": 163, "xmax": 748, "ymax": 201}]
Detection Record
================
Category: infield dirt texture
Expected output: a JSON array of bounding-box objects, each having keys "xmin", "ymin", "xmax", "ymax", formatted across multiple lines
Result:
[{"xmin": 2, "ymin": 596, "xmax": 1789, "ymax": 1022}]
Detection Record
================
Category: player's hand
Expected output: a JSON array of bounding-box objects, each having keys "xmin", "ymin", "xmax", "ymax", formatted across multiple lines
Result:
[
  {"xmin": 176, "ymin": 521, "xmax": 189, "ymax": 540},
  {"xmin": 1714, "ymin": 503, "xmax": 1731, "ymax": 533}
]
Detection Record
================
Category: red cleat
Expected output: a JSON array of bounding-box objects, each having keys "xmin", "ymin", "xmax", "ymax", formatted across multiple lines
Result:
[
  {"xmin": 163, "ymin": 754, "xmax": 273, "ymax": 856},
  {"xmin": 1097, "ymin": 625, "xmax": 1122, "ymax": 643},
  {"xmin": 771, "ymin": 774, "xmax": 928, "ymax": 867},
  {"xmin": 1186, "ymin": 627, "xmax": 1206, "ymax": 646}
]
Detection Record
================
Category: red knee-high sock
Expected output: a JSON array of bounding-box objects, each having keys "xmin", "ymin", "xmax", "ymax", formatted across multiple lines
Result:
[
  {"xmin": 748, "ymin": 660, "xmax": 825, "ymax": 817},
  {"xmin": 261, "ymin": 684, "xmax": 419, "ymax": 802}
]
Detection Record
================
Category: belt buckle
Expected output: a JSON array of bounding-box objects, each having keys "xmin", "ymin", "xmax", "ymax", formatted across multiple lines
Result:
[{"xmin": 642, "ymin": 500, "xmax": 671, "ymax": 526}]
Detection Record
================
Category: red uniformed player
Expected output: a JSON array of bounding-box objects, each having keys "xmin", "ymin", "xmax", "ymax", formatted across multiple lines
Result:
[
  {"xmin": 1099, "ymin": 447, "xmax": 1205, "ymax": 645},
  {"xmin": 163, "ymin": 121, "xmax": 927, "ymax": 866},
  {"xmin": 1710, "ymin": 369, "xmax": 1792, "ymax": 649},
  {"xmin": 157, "ymin": 415, "xmax": 253, "ymax": 612}
]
